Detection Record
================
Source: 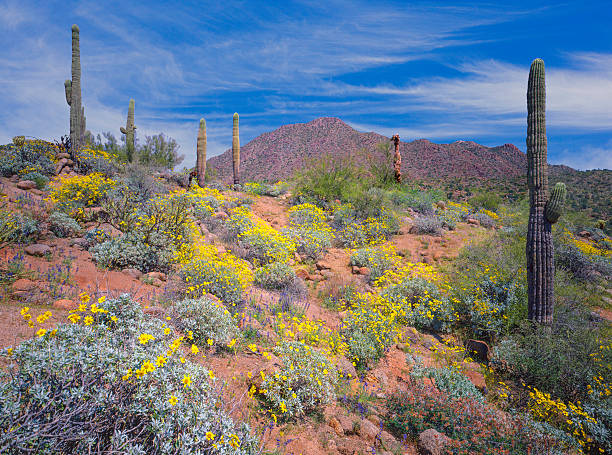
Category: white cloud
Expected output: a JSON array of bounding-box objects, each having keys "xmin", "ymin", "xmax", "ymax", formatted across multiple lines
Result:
[{"xmin": 552, "ymin": 141, "xmax": 612, "ymax": 171}]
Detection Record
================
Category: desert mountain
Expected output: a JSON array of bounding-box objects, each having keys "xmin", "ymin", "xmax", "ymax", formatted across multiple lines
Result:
[{"xmin": 207, "ymin": 117, "xmax": 528, "ymax": 182}]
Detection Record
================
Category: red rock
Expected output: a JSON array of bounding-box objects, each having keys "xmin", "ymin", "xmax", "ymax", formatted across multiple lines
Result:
[
  {"xmin": 467, "ymin": 218, "xmax": 480, "ymax": 226},
  {"xmin": 53, "ymin": 299, "xmax": 77, "ymax": 310},
  {"xmin": 356, "ymin": 417, "xmax": 380, "ymax": 442},
  {"xmin": 25, "ymin": 244, "xmax": 52, "ymax": 257},
  {"xmin": 465, "ymin": 339, "xmax": 490, "ymax": 362},
  {"xmin": 122, "ymin": 268, "xmax": 143, "ymax": 279},
  {"xmin": 328, "ymin": 417, "xmax": 344, "ymax": 436},
  {"xmin": 358, "ymin": 267, "xmax": 370, "ymax": 276},
  {"xmin": 316, "ymin": 260, "xmax": 332, "ymax": 270},
  {"xmin": 296, "ymin": 269, "xmax": 309, "ymax": 280},
  {"xmin": 16, "ymin": 180, "xmax": 37, "ymax": 190},
  {"xmin": 12, "ymin": 278, "xmax": 37, "ymax": 292}
]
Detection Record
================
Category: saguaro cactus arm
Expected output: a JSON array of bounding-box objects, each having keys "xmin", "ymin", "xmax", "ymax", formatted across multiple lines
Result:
[
  {"xmin": 64, "ymin": 80, "xmax": 72, "ymax": 105},
  {"xmin": 545, "ymin": 182, "xmax": 567, "ymax": 224}
]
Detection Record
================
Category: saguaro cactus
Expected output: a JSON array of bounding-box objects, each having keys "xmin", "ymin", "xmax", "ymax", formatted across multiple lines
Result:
[
  {"xmin": 196, "ymin": 118, "xmax": 207, "ymax": 187},
  {"xmin": 65, "ymin": 24, "xmax": 86, "ymax": 152},
  {"xmin": 391, "ymin": 134, "xmax": 402, "ymax": 183},
  {"xmin": 526, "ymin": 58, "xmax": 566, "ymax": 324},
  {"xmin": 232, "ymin": 113, "xmax": 240, "ymax": 185},
  {"xmin": 120, "ymin": 99, "xmax": 137, "ymax": 162}
]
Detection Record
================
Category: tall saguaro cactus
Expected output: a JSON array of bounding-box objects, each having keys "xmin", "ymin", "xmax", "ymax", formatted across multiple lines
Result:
[
  {"xmin": 526, "ymin": 58, "xmax": 567, "ymax": 324},
  {"xmin": 65, "ymin": 24, "xmax": 86, "ymax": 152},
  {"xmin": 196, "ymin": 118, "xmax": 207, "ymax": 187},
  {"xmin": 120, "ymin": 99, "xmax": 137, "ymax": 162},
  {"xmin": 391, "ymin": 134, "xmax": 402, "ymax": 183},
  {"xmin": 232, "ymin": 113, "xmax": 240, "ymax": 185}
]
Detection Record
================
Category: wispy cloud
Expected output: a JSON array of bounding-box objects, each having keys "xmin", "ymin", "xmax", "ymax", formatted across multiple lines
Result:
[
  {"xmin": 552, "ymin": 140, "xmax": 612, "ymax": 171},
  {"xmin": 0, "ymin": 1, "xmax": 610, "ymax": 170}
]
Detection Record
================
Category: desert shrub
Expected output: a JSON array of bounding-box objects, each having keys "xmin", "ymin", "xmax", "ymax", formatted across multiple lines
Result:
[
  {"xmin": 172, "ymin": 296, "xmax": 240, "ymax": 348},
  {"xmin": 260, "ymin": 341, "xmax": 337, "ymax": 419},
  {"xmin": 341, "ymin": 293, "xmax": 401, "ymax": 367},
  {"xmin": 227, "ymin": 206, "xmax": 296, "ymax": 264},
  {"xmin": 470, "ymin": 192, "xmax": 502, "ymax": 211},
  {"xmin": 49, "ymin": 173, "xmax": 116, "ymax": 214},
  {"xmin": 48, "ymin": 211, "xmax": 82, "ymax": 238},
  {"xmin": 74, "ymin": 145, "xmax": 119, "ymax": 177},
  {"xmin": 0, "ymin": 209, "xmax": 38, "ymax": 246},
  {"xmin": 285, "ymin": 203, "xmax": 334, "ymax": 259},
  {"xmin": 336, "ymin": 209, "xmax": 398, "ymax": 248},
  {"xmin": 0, "ymin": 140, "xmax": 56, "ymax": 177},
  {"xmin": 119, "ymin": 164, "xmax": 167, "ymax": 202},
  {"xmin": 82, "ymin": 227, "xmax": 110, "ymax": 248},
  {"xmin": 136, "ymin": 133, "xmax": 184, "ymax": 170},
  {"xmin": 473, "ymin": 211, "xmax": 497, "ymax": 228},
  {"xmin": 556, "ymin": 241, "xmax": 612, "ymax": 282},
  {"xmin": 91, "ymin": 232, "xmax": 174, "ymax": 273},
  {"xmin": 95, "ymin": 190, "xmax": 193, "ymax": 271},
  {"xmin": 0, "ymin": 295, "xmax": 257, "ymax": 454},
  {"xmin": 20, "ymin": 171, "xmax": 49, "ymax": 189},
  {"xmin": 390, "ymin": 189, "xmax": 441, "ymax": 215},
  {"xmin": 386, "ymin": 381, "xmax": 572, "ymax": 455},
  {"xmin": 411, "ymin": 215, "xmax": 443, "ymax": 236},
  {"xmin": 380, "ymin": 276, "xmax": 455, "ymax": 332},
  {"xmin": 254, "ymin": 262, "xmax": 297, "ymax": 290},
  {"xmin": 435, "ymin": 200, "xmax": 471, "ymax": 230},
  {"xmin": 350, "ymin": 246, "xmax": 395, "ymax": 282},
  {"xmin": 176, "ymin": 243, "xmax": 253, "ymax": 308},
  {"xmin": 244, "ymin": 181, "xmax": 289, "ymax": 197},
  {"xmin": 319, "ymin": 276, "xmax": 361, "ymax": 310},
  {"xmin": 409, "ymin": 362, "xmax": 483, "ymax": 403}
]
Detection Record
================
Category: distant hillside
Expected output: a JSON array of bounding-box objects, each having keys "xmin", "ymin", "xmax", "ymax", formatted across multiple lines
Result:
[
  {"xmin": 207, "ymin": 116, "xmax": 611, "ymax": 220},
  {"xmin": 207, "ymin": 117, "xmax": 526, "ymax": 182}
]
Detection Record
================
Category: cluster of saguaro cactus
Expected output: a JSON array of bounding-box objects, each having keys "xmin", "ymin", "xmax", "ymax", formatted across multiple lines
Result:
[
  {"xmin": 120, "ymin": 99, "xmax": 137, "ymax": 162},
  {"xmin": 196, "ymin": 118, "xmax": 207, "ymax": 187},
  {"xmin": 232, "ymin": 113, "xmax": 240, "ymax": 185},
  {"xmin": 526, "ymin": 58, "xmax": 566, "ymax": 325},
  {"xmin": 64, "ymin": 25, "xmax": 86, "ymax": 152}
]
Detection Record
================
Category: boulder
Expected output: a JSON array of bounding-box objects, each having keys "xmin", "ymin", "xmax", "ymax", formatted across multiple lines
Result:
[
  {"xmin": 465, "ymin": 339, "xmax": 490, "ymax": 363},
  {"xmin": 328, "ymin": 417, "xmax": 344, "ymax": 436},
  {"xmin": 578, "ymin": 230, "xmax": 591, "ymax": 238},
  {"xmin": 358, "ymin": 267, "xmax": 370, "ymax": 276},
  {"xmin": 316, "ymin": 260, "xmax": 332, "ymax": 270},
  {"xmin": 25, "ymin": 244, "xmax": 52, "ymax": 257},
  {"xmin": 53, "ymin": 299, "xmax": 77, "ymax": 310},
  {"xmin": 418, "ymin": 429, "xmax": 451, "ymax": 455},
  {"xmin": 335, "ymin": 356, "xmax": 357, "ymax": 378},
  {"xmin": 16, "ymin": 180, "xmax": 37, "ymax": 190},
  {"xmin": 57, "ymin": 152, "xmax": 71, "ymax": 159},
  {"xmin": 12, "ymin": 278, "xmax": 37, "ymax": 292},
  {"xmin": 295, "ymin": 269, "xmax": 310, "ymax": 280},
  {"xmin": 146, "ymin": 271, "xmax": 167, "ymax": 281},
  {"xmin": 466, "ymin": 218, "xmax": 480, "ymax": 226},
  {"xmin": 356, "ymin": 418, "xmax": 380, "ymax": 442}
]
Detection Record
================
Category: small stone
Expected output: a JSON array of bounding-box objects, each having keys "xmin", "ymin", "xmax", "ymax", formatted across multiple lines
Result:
[
  {"xmin": 57, "ymin": 152, "xmax": 70, "ymax": 159},
  {"xmin": 329, "ymin": 417, "xmax": 344, "ymax": 436},
  {"xmin": 16, "ymin": 180, "xmax": 37, "ymax": 190},
  {"xmin": 122, "ymin": 268, "xmax": 143, "ymax": 279},
  {"xmin": 25, "ymin": 244, "xmax": 52, "ymax": 257},
  {"xmin": 320, "ymin": 269, "xmax": 333, "ymax": 279},
  {"xmin": 358, "ymin": 267, "xmax": 370, "ymax": 276},
  {"xmin": 146, "ymin": 271, "xmax": 167, "ymax": 281},
  {"xmin": 418, "ymin": 429, "xmax": 451, "ymax": 455},
  {"xmin": 30, "ymin": 188, "xmax": 43, "ymax": 196},
  {"xmin": 578, "ymin": 230, "xmax": 591, "ymax": 238},
  {"xmin": 53, "ymin": 299, "xmax": 76, "ymax": 310},
  {"xmin": 467, "ymin": 218, "xmax": 480, "ymax": 226}
]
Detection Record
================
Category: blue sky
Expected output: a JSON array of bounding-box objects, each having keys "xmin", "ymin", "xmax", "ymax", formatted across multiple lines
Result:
[{"xmin": 1, "ymin": 0, "xmax": 611, "ymax": 170}]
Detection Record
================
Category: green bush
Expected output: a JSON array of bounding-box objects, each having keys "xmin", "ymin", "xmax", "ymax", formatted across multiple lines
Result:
[
  {"xmin": 91, "ymin": 232, "xmax": 174, "ymax": 273},
  {"xmin": 0, "ymin": 295, "xmax": 257, "ymax": 454},
  {"xmin": 260, "ymin": 341, "xmax": 337, "ymax": 419},
  {"xmin": 48, "ymin": 211, "xmax": 82, "ymax": 238},
  {"xmin": 254, "ymin": 262, "xmax": 297, "ymax": 290},
  {"xmin": 408, "ymin": 362, "xmax": 483, "ymax": 403},
  {"xmin": 0, "ymin": 209, "xmax": 38, "ymax": 245},
  {"xmin": 469, "ymin": 192, "xmax": 502, "ymax": 211},
  {"xmin": 350, "ymin": 246, "xmax": 394, "ymax": 282},
  {"xmin": 172, "ymin": 297, "xmax": 240, "ymax": 348}
]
